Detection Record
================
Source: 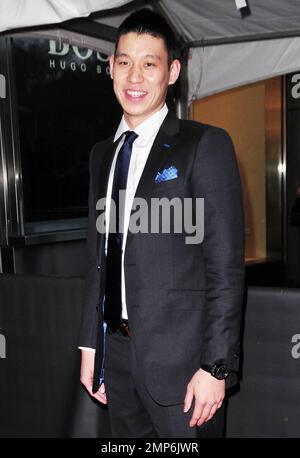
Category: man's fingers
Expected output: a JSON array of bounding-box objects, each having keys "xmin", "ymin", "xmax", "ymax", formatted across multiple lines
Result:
[
  {"xmin": 99, "ymin": 383, "xmax": 106, "ymax": 394},
  {"xmin": 183, "ymin": 386, "xmax": 194, "ymax": 413},
  {"xmin": 189, "ymin": 401, "xmax": 204, "ymax": 427},
  {"xmin": 195, "ymin": 403, "xmax": 213, "ymax": 427},
  {"xmin": 81, "ymin": 378, "xmax": 107, "ymax": 404},
  {"xmin": 209, "ymin": 399, "xmax": 223, "ymax": 420},
  {"xmin": 201, "ymin": 404, "xmax": 218, "ymax": 424},
  {"xmin": 190, "ymin": 399, "xmax": 223, "ymax": 428},
  {"xmin": 93, "ymin": 391, "xmax": 107, "ymax": 404},
  {"xmin": 80, "ymin": 377, "xmax": 107, "ymax": 404},
  {"xmin": 95, "ymin": 383, "xmax": 107, "ymax": 404}
]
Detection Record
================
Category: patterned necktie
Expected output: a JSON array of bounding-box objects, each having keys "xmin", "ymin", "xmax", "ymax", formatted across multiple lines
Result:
[{"xmin": 104, "ymin": 131, "xmax": 138, "ymax": 331}]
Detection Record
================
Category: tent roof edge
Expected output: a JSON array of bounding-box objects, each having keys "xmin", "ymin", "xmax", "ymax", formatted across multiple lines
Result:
[{"xmin": 186, "ymin": 29, "xmax": 300, "ymax": 48}]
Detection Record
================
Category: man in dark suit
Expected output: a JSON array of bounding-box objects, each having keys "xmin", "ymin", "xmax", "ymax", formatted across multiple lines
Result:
[{"xmin": 79, "ymin": 9, "xmax": 244, "ymax": 438}]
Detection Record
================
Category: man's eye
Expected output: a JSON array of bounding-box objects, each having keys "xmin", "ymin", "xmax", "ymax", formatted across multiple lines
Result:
[
  {"xmin": 118, "ymin": 60, "xmax": 129, "ymax": 65},
  {"xmin": 145, "ymin": 62, "xmax": 155, "ymax": 67}
]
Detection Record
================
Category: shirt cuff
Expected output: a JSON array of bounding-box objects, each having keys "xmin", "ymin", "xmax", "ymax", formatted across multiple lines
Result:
[{"xmin": 78, "ymin": 346, "xmax": 96, "ymax": 353}]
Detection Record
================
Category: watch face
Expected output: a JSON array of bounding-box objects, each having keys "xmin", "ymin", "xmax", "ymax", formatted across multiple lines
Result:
[{"xmin": 213, "ymin": 364, "xmax": 230, "ymax": 380}]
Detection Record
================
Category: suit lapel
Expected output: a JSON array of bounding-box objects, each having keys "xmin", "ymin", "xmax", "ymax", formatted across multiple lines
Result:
[
  {"xmin": 134, "ymin": 110, "xmax": 180, "ymax": 198},
  {"xmin": 125, "ymin": 111, "xmax": 180, "ymax": 249}
]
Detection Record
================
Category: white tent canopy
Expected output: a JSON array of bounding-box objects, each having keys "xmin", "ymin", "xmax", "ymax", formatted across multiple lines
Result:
[
  {"xmin": 188, "ymin": 36, "xmax": 300, "ymax": 99},
  {"xmin": 1, "ymin": 0, "xmax": 300, "ymax": 102},
  {"xmin": 0, "ymin": 0, "xmax": 128, "ymax": 32}
]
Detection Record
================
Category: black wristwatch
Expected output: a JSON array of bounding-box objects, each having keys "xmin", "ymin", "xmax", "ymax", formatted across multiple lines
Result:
[{"xmin": 201, "ymin": 363, "xmax": 230, "ymax": 380}]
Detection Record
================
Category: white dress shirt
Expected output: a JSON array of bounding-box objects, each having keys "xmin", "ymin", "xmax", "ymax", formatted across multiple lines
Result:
[{"xmin": 80, "ymin": 104, "xmax": 168, "ymax": 352}]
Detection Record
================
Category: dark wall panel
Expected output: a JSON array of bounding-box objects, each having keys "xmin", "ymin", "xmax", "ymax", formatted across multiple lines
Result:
[
  {"xmin": 14, "ymin": 240, "xmax": 87, "ymax": 276},
  {"xmin": 0, "ymin": 274, "xmax": 110, "ymax": 438},
  {"xmin": 1, "ymin": 276, "xmax": 300, "ymax": 437},
  {"xmin": 227, "ymin": 287, "xmax": 300, "ymax": 438}
]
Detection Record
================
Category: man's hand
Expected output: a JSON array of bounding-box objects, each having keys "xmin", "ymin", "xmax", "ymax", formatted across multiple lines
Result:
[
  {"xmin": 183, "ymin": 368, "xmax": 225, "ymax": 427},
  {"xmin": 80, "ymin": 350, "xmax": 107, "ymax": 404}
]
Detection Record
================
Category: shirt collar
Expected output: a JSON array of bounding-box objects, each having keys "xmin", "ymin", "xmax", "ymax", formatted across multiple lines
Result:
[{"xmin": 114, "ymin": 104, "xmax": 168, "ymax": 145}]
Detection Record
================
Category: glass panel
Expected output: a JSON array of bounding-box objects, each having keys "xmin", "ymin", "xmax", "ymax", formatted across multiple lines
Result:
[
  {"xmin": 190, "ymin": 78, "xmax": 283, "ymax": 264},
  {"xmin": 11, "ymin": 36, "xmax": 122, "ymax": 233}
]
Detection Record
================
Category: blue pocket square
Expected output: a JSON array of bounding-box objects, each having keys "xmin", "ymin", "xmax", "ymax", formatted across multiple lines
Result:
[{"xmin": 155, "ymin": 166, "xmax": 179, "ymax": 183}]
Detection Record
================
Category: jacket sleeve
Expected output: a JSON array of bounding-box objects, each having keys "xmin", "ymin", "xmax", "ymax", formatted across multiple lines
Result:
[
  {"xmin": 192, "ymin": 126, "xmax": 245, "ymax": 371},
  {"xmin": 78, "ymin": 145, "xmax": 102, "ymax": 349}
]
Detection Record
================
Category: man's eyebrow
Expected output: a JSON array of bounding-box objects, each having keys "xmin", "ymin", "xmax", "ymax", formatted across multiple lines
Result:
[
  {"xmin": 115, "ymin": 52, "xmax": 161, "ymax": 60},
  {"xmin": 144, "ymin": 54, "xmax": 162, "ymax": 60}
]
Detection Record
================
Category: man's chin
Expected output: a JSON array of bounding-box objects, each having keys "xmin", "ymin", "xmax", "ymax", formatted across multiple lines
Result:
[
  {"xmin": 123, "ymin": 106, "xmax": 150, "ymax": 120},
  {"xmin": 122, "ymin": 102, "xmax": 148, "ymax": 113}
]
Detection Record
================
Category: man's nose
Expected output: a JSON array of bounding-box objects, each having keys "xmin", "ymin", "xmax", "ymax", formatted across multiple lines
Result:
[{"xmin": 128, "ymin": 64, "xmax": 143, "ymax": 83}]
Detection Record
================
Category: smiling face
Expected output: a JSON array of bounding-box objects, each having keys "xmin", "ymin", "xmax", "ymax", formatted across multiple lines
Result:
[{"xmin": 109, "ymin": 32, "xmax": 181, "ymax": 129}]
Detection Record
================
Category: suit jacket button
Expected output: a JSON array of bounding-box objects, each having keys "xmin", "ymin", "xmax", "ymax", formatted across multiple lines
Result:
[{"xmin": 97, "ymin": 265, "xmax": 101, "ymax": 270}]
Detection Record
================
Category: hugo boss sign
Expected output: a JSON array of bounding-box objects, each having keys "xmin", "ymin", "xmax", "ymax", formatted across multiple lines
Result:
[{"xmin": 48, "ymin": 39, "xmax": 110, "ymax": 74}]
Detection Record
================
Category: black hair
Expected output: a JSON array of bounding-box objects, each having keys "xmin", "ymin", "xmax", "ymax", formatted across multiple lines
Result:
[{"xmin": 115, "ymin": 8, "xmax": 179, "ymax": 65}]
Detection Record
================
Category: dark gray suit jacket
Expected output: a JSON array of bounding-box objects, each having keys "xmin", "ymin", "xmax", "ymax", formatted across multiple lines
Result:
[{"xmin": 79, "ymin": 111, "xmax": 245, "ymax": 405}]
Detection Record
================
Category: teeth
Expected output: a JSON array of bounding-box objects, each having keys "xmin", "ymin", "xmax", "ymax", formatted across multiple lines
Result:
[{"xmin": 127, "ymin": 90, "xmax": 146, "ymax": 97}]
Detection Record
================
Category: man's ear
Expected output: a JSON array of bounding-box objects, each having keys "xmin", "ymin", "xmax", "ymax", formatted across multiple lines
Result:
[
  {"xmin": 109, "ymin": 54, "xmax": 114, "ymax": 80},
  {"xmin": 168, "ymin": 59, "xmax": 181, "ymax": 86}
]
